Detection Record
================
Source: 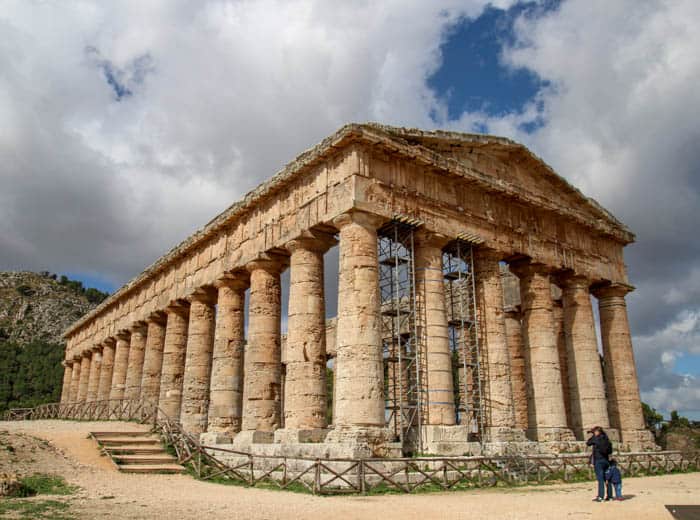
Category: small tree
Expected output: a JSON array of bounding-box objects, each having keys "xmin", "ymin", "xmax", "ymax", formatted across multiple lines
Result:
[{"xmin": 642, "ymin": 402, "xmax": 663, "ymax": 431}]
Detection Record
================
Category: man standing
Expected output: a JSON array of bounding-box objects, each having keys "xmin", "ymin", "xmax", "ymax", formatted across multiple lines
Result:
[{"xmin": 587, "ymin": 426, "xmax": 613, "ymax": 501}]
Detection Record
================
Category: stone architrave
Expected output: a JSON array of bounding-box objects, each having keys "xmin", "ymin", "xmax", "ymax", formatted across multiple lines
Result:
[
  {"xmin": 124, "ymin": 323, "xmax": 147, "ymax": 401},
  {"xmin": 241, "ymin": 258, "xmax": 284, "ymax": 437},
  {"xmin": 69, "ymin": 356, "xmax": 81, "ymax": 402},
  {"xmin": 332, "ymin": 211, "xmax": 386, "ymax": 431},
  {"xmin": 158, "ymin": 302, "xmax": 190, "ymax": 421},
  {"xmin": 504, "ymin": 307, "xmax": 528, "ymax": 431},
  {"xmin": 77, "ymin": 353, "xmax": 91, "ymax": 402},
  {"xmin": 592, "ymin": 283, "xmax": 649, "ymax": 445},
  {"xmin": 60, "ymin": 362, "xmax": 73, "ymax": 403},
  {"xmin": 473, "ymin": 247, "xmax": 519, "ymax": 440},
  {"xmin": 109, "ymin": 332, "xmax": 131, "ymax": 401},
  {"xmin": 414, "ymin": 230, "xmax": 455, "ymax": 426},
  {"xmin": 207, "ymin": 276, "xmax": 247, "ymax": 438},
  {"xmin": 510, "ymin": 261, "xmax": 573, "ymax": 442},
  {"xmin": 180, "ymin": 288, "xmax": 217, "ymax": 435},
  {"xmin": 140, "ymin": 313, "xmax": 167, "ymax": 407},
  {"xmin": 86, "ymin": 347, "xmax": 102, "ymax": 402},
  {"xmin": 283, "ymin": 232, "xmax": 337, "ymax": 433},
  {"xmin": 97, "ymin": 340, "xmax": 116, "ymax": 401},
  {"xmin": 560, "ymin": 274, "xmax": 610, "ymax": 440}
]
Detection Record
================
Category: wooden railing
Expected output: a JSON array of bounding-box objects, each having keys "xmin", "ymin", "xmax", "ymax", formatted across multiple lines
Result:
[{"xmin": 4, "ymin": 401, "xmax": 699, "ymax": 495}]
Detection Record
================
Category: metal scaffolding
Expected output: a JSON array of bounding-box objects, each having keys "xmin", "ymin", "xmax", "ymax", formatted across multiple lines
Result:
[
  {"xmin": 443, "ymin": 240, "xmax": 487, "ymax": 442},
  {"xmin": 378, "ymin": 218, "xmax": 426, "ymax": 454}
]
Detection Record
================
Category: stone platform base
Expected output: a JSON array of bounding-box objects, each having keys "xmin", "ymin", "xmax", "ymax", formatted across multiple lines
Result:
[{"xmin": 620, "ymin": 429, "xmax": 658, "ymax": 451}]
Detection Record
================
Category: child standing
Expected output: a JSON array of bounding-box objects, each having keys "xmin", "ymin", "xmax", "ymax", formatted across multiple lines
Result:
[{"xmin": 605, "ymin": 459, "xmax": 623, "ymax": 501}]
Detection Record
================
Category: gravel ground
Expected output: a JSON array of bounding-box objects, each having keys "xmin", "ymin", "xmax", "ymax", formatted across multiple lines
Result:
[{"xmin": 0, "ymin": 420, "xmax": 698, "ymax": 520}]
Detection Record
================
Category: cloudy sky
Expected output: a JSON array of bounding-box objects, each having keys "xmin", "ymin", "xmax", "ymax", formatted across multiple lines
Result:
[{"xmin": 1, "ymin": 0, "xmax": 698, "ymax": 418}]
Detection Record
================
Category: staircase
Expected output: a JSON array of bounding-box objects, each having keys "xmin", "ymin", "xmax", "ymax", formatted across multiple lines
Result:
[{"xmin": 90, "ymin": 431, "xmax": 186, "ymax": 474}]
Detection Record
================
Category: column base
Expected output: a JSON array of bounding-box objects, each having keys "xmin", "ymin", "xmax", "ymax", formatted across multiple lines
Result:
[
  {"xmin": 484, "ymin": 426, "xmax": 528, "ymax": 443},
  {"xmin": 526, "ymin": 427, "xmax": 575, "ymax": 442},
  {"xmin": 200, "ymin": 431, "xmax": 237, "ymax": 445},
  {"xmin": 232, "ymin": 430, "xmax": 275, "ymax": 447},
  {"xmin": 274, "ymin": 428, "xmax": 329, "ymax": 444},
  {"xmin": 422, "ymin": 425, "xmax": 474, "ymax": 456},
  {"xmin": 620, "ymin": 429, "xmax": 658, "ymax": 451},
  {"xmin": 326, "ymin": 426, "xmax": 401, "ymax": 457}
]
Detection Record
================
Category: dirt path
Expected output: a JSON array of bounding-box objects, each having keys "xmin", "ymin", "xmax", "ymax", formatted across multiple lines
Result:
[{"xmin": 1, "ymin": 420, "xmax": 697, "ymax": 519}]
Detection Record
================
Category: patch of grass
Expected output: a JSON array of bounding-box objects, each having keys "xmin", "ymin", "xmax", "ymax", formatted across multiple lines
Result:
[
  {"xmin": 18, "ymin": 474, "xmax": 78, "ymax": 496},
  {"xmin": 0, "ymin": 498, "xmax": 73, "ymax": 519}
]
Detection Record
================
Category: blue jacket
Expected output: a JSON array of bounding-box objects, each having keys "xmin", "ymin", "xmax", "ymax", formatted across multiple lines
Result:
[{"xmin": 605, "ymin": 465, "xmax": 622, "ymax": 484}]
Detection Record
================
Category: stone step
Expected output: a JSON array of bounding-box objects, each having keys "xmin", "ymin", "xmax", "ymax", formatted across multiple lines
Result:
[
  {"xmin": 118, "ymin": 464, "xmax": 186, "ymax": 474},
  {"xmin": 113, "ymin": 454, "xmax": 177, "ymax": 465},
  {"xmin": 104, "ymin": 445, "xmax": 167, "ymax": 454},
  {"xmin": 91, "ymin": 431, "xmax": 150, "ymax": 438},
  {"xmin": 98, "ymin": 437, "xmax": 161, "ymax": 445}
]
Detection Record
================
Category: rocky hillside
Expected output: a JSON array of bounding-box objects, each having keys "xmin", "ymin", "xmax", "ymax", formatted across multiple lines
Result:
[{"xmin": 0, "ymin": 272, "xmax": 107, "ymax": 345}]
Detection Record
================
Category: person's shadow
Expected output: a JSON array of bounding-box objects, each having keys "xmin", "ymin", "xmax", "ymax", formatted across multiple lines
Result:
[{"xmin": 665, "ymin": 505, "xmax": 700, "ymax": 520}]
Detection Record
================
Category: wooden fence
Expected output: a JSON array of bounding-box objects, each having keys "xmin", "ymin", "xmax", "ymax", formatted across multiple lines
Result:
[{"xmin": 4, "ymin": 400, "xmax": 699, "ymax": 495}]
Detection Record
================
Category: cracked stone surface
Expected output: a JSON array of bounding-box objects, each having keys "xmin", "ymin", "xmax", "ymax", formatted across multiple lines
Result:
[
  {"xmin": 505, "ymin": 308, "xmax": 528, "ymax": 431},
  {"xmin": 109, "ymin": 335, "xmax": 130, "ymax": 401},
  {"xmin": 86, "ymin": 349, "xmax": 102, "ymax": 402},
  {"xmin": 158, "ymin": 305, "xmax": 189, "ymax": 421},
  {"xmin": 140, "ymin": 317, "xmax": 167, "ymax": 407},
  {"xmin": 77, "ymin": 354, "xmax": 91, "ymax": 402},
  {"xmin": 97, "ymin": 341, "xmax": 115, "ymax": 401},
  {"xmin": 124, "ymin": 325, "xmax": 147, "ymax": 401}
]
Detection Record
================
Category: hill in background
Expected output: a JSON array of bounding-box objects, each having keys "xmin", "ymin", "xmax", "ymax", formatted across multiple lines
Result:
[{"xmin": 0, "ymin": 271, "xmax": 109, "ymax": 412}]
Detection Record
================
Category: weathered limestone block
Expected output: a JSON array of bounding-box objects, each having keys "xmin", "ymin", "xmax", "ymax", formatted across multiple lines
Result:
[
  {"xmin": 331, "ymin": 211, "xmax": 386, "ymax": 432},
  {"xmin": 69, "ymin": 356, "xmax": 81, "ymax": 402},
  {"xmin": 504, "ymin": 307, "xmax": 528, "ymax": 431},
  {"xmin": 473, "ymin": 247, "xmax": 519, "ymax": 440},
  {"xmin": 109, "ymin": 332, "xmax": 130, "ymax": 400},
  {"xmin": 414, "ymin": 230, "xmax": 455, "ymax": 426},
  {"xmin": 60, "ymin": 362, "xmax": 72, "ymax": 403},
  {"xmin": 592, "ymin": 283, "xmax": 651, "ymax": 445},
  {"xmin": 77, "ymin": 353, "xmax": 91, "ymax": 402},
  {"xmin": 560, "ymin": 275, "xmax": 610, "ymax": 439},
  {"xmin": 158, "ymin": 302, "xmax": 190, "ymax": 421},
  {"xmin": 86, "ymin": 348, "xmax": 102, "ymax": 402},
  {"xmin": 207, "ymin": 276, "xmax": 247, "ymax": 438},
  {"xmin": 241, "ymin": 258, "xmax": 284, "ymax": 434},
  {"xmin": 97, "ymin": 340, "xmax": 116, "ymax": 401},
  {"xmin": 180, "ymin": 289, "xmax": 217, "ymax": 434},
  {"xmin": 140, "ymin": 313, "xmax": 167, "ymax": 406},
  {"xmin": 283, "ymin": 232, "xmax": 336, "ymax": 432},
  {"xmin": 510, "ymin": 261, "xmax": 574, "ymax": 442},
  {"xmin": 124, "ymin": 323, "xmax": 147, "ymax": 400}
]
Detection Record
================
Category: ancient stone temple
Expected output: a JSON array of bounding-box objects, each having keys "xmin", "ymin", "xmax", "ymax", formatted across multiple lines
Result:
[{"xmin": 61, "ymin": 123, "xmax": 655, "ymax": 457}]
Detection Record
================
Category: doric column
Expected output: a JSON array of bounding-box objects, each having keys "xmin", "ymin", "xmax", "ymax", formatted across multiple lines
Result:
[
  {"xmin": 158, "ymin": 301, "xmax": 190, "ymax": 421},
  {"xmin": 207, "ymin": 275, "xmax": 248, "ymax": 438},
  {"xmin": 180, "ymin": 288, "xmax": 217, "ymax": 434},
  {"xmin": 473, "ymin": 247, "xmax": 519, "ymax": 440},
  {"xmin": 559, "ymin": 274, "xmax": 610, "ymax": 440},
  {"xmin": 140, "ymin": 313, "xmax": 167, "ymax": 407},
  {"xmin": 60, "ymin": 362, "xmax": 73, "ymax": 404},
  {"xmin": 504, "ymin": 307, "xmax": 528, "ymax": 431},
  {"xmin": 552, "ymin": 299, "xmax": 572, "ymax": 428},
  {"xmin": 414, "ymin": 229, "xmax": 455, "ymax": 426},
  {"xmin": 109, "ymin": 331, "xmax": 131, "ymax": 400},
  {"xmin": 241, "ymin": 257, "xmax": 284, "ymax": 435},
  {"xmin": 77, "ymin": 353, "xmax": 91, "ymax": 402},
  {"xmin": 69, "ymin": 356, "xmax": 81, "ymax": 402},
  {"xmin": 509, "ymin": 260, "xmax": 573, "ymax": 441},
  {"xmin": 332, "ymin": 211, "xmax": 385, "ymax": 430},
  {"xmin": 124, "ymin": 323, "xmax": 147, "ymax": 400},
  {"xmin": 592, "ymin": 283, "xmax": 648, "ymax": 444},
  {"xmin": 97, "ymin": 339, "xmax": 116, "ymax": 401},
  {"xmin": 86, "ymin": 347, "xmax": 102, "ymax": 402},
  {"xmin": 283, "ymin": 232, "xmax": 336, "ymax": 433}
]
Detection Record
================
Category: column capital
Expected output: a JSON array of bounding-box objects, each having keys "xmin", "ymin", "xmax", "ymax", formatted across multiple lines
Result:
[
  {"xmin": 508, "ymin": 258, "xmax": 553, "ymax": 278},
  {"xmin": 214, "ymin": 271, "xmax": 249, "ymax": 290},
  {"xmin": 72, "ymin": 354, "xmax": 82, "ymax": 363},
  {"xmin": 332, "ymin": 210, "xmax": 385, "ymax": 231},
  {"xmin": 90, "ymin": 344, "xmax": 103, "ymax": 354},
  {"xmin": 62, "ymin": 360, "xmax": 71, "ymax": 367},
  {"xmin": 473, "ymin": 246, "xmax": 505, "ymax": 263},
  {"xmin": 146, "ymin": 311, "xmax": 167, "ymax": 325},
  {"xmin": 165, "ymin": 299, "xmax": 191, "ymax": 317},
  {"xmin": 246, "ymin": 253, "xmax": 288, "ymax": 274},
  {"xmin": 285, "ymin": 230, "xmax": 337, "ymax": 254},
  {"xmin": 413, "ymin": 228, "xmax": 451, "ymax": 249},
  {"xmin": 187, "ymin": 286, "xmax": 218, "ymax": 305},
  {"xmin": 116, "ymin": 329, "xmax": 131, "ymax": 341},
  {"xmin": 103, "ymin": 337, "xmax": 116, "ymax": 347},
  {"xmin": 130, "ymin": 321, "xmax": 148, "ymax": 335},
  {"xmin": 591, "ymin": 281, "xmax": 634, "ymax": 299},
  {"xmin": 555, "ymin": 271, "xmax": 591, "ymax": 290}
]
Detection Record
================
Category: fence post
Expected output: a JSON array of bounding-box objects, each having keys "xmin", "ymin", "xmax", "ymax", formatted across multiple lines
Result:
[{"xmin": 313, "ymin": 459, "xmax": 321, "ymax": 495}]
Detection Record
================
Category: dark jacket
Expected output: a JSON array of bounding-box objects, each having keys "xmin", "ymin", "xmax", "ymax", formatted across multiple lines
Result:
[
  {"xmin": 586, "ymin": 433, "xmax": 612, "ymax": 461},
  {"xmin": 605, "ymin": 465, "xmax": 622, "ymax": 484}
]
